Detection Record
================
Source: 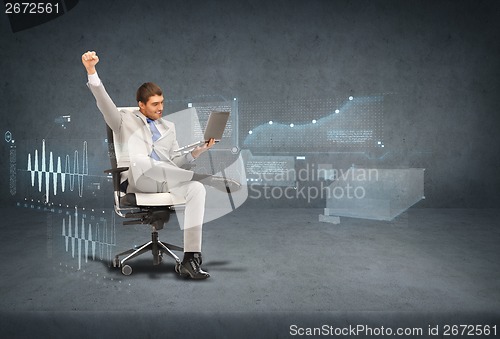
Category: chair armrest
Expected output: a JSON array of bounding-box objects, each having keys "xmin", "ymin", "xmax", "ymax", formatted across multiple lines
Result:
[
  {"xmin": 104, "ymin": 167, "xmax": 129, "ymax": 174},
  {"xmin": 180, "ymin": 163, "xmax": 195, "ymax": 170},
  {"xmin": 104, "ymin": 167, "xmax": 129, "ymax": 193}
]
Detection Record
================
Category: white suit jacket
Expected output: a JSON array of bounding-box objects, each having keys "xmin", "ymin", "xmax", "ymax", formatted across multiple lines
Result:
[{"xmin": 87, "ymin": 80, "xmax": 194, "ymax": 188}]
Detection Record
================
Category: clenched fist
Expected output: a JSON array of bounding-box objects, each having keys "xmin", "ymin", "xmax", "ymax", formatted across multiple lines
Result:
[{"xmin": 81, "ymin": 51, "xmax": 99, "ymax": 74}]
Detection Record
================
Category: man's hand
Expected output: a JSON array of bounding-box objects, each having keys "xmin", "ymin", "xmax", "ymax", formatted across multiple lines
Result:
[
  {"xmin": 191, "ymin": 138, "xmax": 215, "ymax": 159},
  {"xmin": 81, "ymin": 51, "xmax": 99, "ymax": 75}
]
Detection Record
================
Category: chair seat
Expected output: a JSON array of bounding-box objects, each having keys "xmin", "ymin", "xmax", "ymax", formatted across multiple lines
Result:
[{"xmin": 120, "ymin": 192, "xmax": 185, "ymax": 207}]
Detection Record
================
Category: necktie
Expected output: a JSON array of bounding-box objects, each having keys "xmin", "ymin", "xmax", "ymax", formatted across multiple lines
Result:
[{"xmin": 146, "ymin": 118, "xmax": 161, "ymax": 160}]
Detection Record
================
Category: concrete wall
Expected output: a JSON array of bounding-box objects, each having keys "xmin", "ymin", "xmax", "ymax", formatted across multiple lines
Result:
[{"xmin": 1, "ymin": 0, "xmax": 499, "ymax": 207}]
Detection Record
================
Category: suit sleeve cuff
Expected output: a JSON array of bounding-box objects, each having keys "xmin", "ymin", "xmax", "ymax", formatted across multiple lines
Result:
[{"xmin": 87, "ymin": 72, "xmax": 101, "ymax": 86}]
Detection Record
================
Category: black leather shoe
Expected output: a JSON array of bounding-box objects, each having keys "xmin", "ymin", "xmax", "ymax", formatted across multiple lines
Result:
[
  {"xmin": 207, "ymin": 176, "xmax": 241, "ymax": 193},
  {"xmin": 179, "ymin": 253, "xmax": 210, "ymax": 280},
  {"xmin": 195, "ymin": 252, "xmax": 202, "ymax": 265}
]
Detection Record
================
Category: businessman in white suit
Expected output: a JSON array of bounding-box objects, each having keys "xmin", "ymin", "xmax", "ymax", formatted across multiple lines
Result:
[{"xmin": 82, "ymin": 51, "xmax": 239, "ymax": 279}]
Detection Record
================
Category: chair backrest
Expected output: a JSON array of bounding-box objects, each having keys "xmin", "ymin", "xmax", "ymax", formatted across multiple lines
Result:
[
  {"xmin": 104, "ymin": 124, "xmax": 132, "ymax": 217},
  {"xmin": 104, "ymin": 123, "xmax": 175, "ymax": 228},
  {"xmin": 105, "ymin": 124, "xmax": 122, "ymax": 192},
  {"xmin": 106, "ymin": 124, "xmax": 118, "ymax": 169}
]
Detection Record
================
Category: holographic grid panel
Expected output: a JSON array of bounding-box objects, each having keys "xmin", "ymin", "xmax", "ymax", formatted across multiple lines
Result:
[
  {"xmin": 241, "ymin": 150, "xmax": 296, "ymax": 187},
  {"xmin": 240, "ymin": 95, "xmax": 385, "ymax": 154},
  {"xmin": 16, "ymin": 201, "xmax": 117, "ymax": 271},
  {"xmin": 165, "ymin": 98, "xmax": 239, "ymax": 153},
  {"xmin": 60, "ymin": 206, "xmax": 116, "ymax": 270},
  {"xmin": 191, "ymin": 99, "xmax": 239, "ymax": 150}
]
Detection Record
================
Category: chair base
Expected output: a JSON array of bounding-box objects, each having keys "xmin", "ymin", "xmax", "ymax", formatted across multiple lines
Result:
[{"xmin": 112, "ymin": 230, "xmax": 183, "ymax": 276}]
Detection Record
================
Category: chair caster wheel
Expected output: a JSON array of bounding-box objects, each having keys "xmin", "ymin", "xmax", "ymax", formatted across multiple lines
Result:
[{"xmin": 122, "ymin": 265, "xmax": 132, "ymax": 276}]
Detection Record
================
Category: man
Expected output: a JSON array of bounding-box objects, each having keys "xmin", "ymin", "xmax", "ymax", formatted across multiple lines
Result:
[{"xmin": 82, "ymin": 51, "xmax": 239, "ymax": 280}]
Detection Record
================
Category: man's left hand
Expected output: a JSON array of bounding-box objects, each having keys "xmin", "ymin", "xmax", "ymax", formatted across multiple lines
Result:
[{"xmin": 191, "ymin": 138, "xmax": 215, "ymax": 158}]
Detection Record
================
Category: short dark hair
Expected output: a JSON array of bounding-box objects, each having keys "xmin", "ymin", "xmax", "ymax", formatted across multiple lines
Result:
[{"xmin": 136, "ymin": 82, "xmax": 162, "ymax": 104}]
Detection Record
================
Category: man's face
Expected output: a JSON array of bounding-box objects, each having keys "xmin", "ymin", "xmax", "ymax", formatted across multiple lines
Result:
[{"xmin": 139, "ymin": 94, "xmax": 164, "ymax": 120}]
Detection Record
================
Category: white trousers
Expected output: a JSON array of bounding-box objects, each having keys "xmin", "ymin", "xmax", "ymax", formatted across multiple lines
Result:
[{"xmin": 128, "ymin": 157, "xmax": 206, "ymax": 252}]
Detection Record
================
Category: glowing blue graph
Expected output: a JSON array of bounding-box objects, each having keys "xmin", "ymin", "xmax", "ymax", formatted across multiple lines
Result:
[
  {"xmin": 61, "ymin": 206, "xmax": 116, "ymax": 270},
  {"xmin": 27, "ymin": 139, "xmax": 88, "ymax": 203},
  {"xmin": 242, "ymin": 96, "xmax": 385, "ymax": 153}
]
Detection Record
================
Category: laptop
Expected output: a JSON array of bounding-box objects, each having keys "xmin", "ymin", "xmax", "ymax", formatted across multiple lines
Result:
[{"xmin": 174, "ymin": 111, "xmax": 230, "ymax": 153}]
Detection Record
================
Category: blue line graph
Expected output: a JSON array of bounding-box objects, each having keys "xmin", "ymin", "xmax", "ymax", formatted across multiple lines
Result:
[
  {"xmin": 27, "ymin": 139, "xmax": 89, "ymax": 203},
  {"xmin": 242, "ymin": 96, "xmax": 385, "ymax": 153}
]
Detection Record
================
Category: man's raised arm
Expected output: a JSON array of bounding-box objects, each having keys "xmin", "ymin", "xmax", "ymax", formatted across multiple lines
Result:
[{"xmin": 82, "ymin": 51, "xmax": 122, "ymax": 131}]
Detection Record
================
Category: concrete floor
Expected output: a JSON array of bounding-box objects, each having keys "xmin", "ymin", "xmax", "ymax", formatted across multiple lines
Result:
[{"xmin": 0, "ymin": 205, "xmax": 499, "ymax": 338}]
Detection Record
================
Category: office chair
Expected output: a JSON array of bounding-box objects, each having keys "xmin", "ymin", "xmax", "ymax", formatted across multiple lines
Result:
[{"xmin": 104, "ymin": 123, "xmax": 185, "ymax": 276}]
